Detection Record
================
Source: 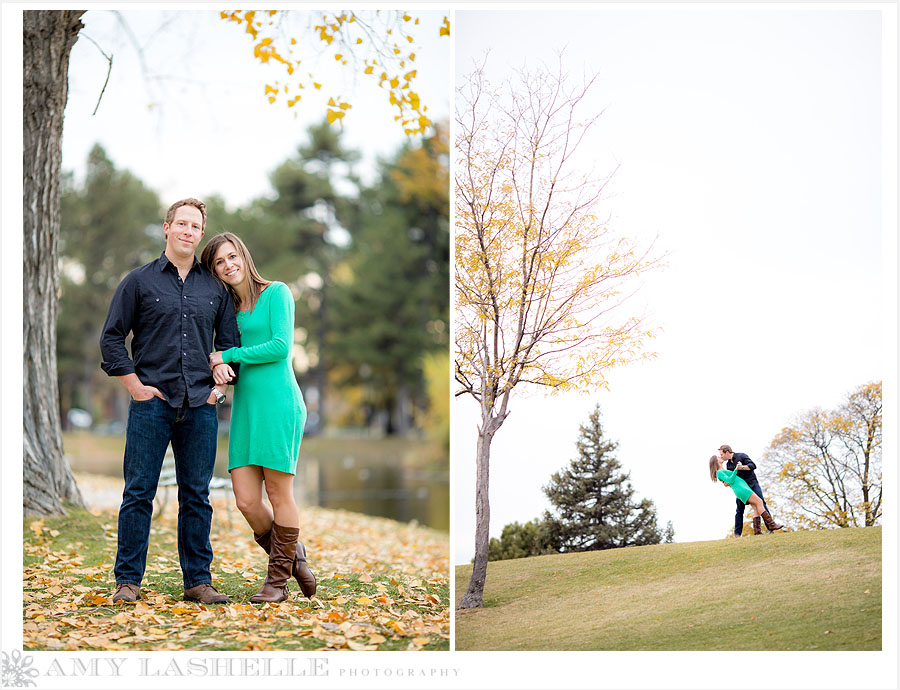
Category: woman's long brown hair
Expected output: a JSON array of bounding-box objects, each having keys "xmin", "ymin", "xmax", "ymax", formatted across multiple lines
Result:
[
  {"xmin": 709, "ymin": 455, "xmax": 721, "ymax": 482},
  {"xmin": 201, "ymin": 232, "xmax": 271, "ymax": 312}
]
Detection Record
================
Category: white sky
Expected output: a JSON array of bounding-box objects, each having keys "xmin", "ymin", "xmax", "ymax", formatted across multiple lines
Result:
[
  {"xmin": 61, "ymin": 8, "xmax": 451, "ymax": 208},
  {"xmin": 452, "ymin": 6, "xmax": 895, "ymax": 563}
]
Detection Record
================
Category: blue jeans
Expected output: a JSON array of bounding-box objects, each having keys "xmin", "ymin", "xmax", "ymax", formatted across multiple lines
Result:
[
  {"xmin": 734, "ymin": 478, "xmax": 768, "ymax": 535},
  {"xmin": 115, "ymin": 396, "xmax": 218, "ymax": 588}
]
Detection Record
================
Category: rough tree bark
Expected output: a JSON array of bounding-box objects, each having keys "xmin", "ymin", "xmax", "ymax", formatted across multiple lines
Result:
[
  {"xmin": 457, "ymin": 422, "xmax": 497, "ymax": 609},
  {"xmin": 23, "ymin": 10, "xmax": 87, "ymax": 515}
]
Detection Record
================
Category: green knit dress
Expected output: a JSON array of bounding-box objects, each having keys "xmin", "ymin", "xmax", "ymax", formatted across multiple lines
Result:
[
  {"xmin": 222, "ymin": 282, "xmax": 306, "ymax": 475},
  {"xmin": 716, "ymin": 467, "xmax": 754, "ymax": 504}
]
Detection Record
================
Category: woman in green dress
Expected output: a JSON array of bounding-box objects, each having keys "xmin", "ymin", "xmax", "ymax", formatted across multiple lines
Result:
[
  {"xmin": 201, "ymin": 232, "xmax": 316, "ymax": 603},
  {"xmin": 709, "ymin": 455, "xmax": 783, "ymax": 532}
]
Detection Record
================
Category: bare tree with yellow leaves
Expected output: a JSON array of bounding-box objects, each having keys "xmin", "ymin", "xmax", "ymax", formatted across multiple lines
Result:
[
  {"xmin": 759, "ymin": 381, "xmax": 882, "ymax": 529},
  {"xmin": 454, "ymin": 57, "xmax": 663, "ymax": 609}
]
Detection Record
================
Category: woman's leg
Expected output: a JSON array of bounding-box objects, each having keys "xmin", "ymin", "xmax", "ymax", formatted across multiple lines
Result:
[
  {"xmin": 747, "ymin": 492, "xmax": 783, "ymax": 531},
  {"xmin": 747, "ymin": 493, "xmax": 765, "ymax": 516},
  {"xmin": 231, "ymin": 465, "xmax": 273, "ymax": 534},
  {"xmin": 747, "ymin": 494, "xmax": 764, "ymax": 515},
  {"xmin": 262, "ymin": 468, "xmax": 300, "ymax": 529},
  {"xmin": 249, "ymin": 468, "xmax": 299, "ymax": 603},
  {"xmin": 257, "ymin": 467, "xmax": 316, "ymax": 597}
]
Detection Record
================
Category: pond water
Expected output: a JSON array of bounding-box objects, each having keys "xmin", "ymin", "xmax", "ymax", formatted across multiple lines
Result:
[
  {"xmin": 65, "ymin": 431, "xmax": 449, "ymax": 533},
  {"xmin": 294, "ymin": 436, "xmax": 449, "ymax": 533}
]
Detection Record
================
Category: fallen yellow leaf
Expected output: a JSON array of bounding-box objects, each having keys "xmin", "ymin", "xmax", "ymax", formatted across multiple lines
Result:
[{"xmin": 347, "ymin": 641, "xmax": 378, "ymax": 651}]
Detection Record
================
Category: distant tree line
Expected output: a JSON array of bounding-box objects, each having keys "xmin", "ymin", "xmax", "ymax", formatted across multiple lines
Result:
[
  {"xmin": 57, "ymin": 118, "xmax": 449, "ymax": 439},
  {"xmin": 488, "ymin": 405, "xmax": 674, "ymax": 562}
]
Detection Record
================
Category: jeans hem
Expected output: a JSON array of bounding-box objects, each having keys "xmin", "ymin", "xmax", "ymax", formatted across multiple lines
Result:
[
  {"xmin": 183, "ymin": 579, "xmax": 213, "ymax": 590},
  {"xmin": 115, "ymin": 580, "xmax": 142, "ymax": 587}
]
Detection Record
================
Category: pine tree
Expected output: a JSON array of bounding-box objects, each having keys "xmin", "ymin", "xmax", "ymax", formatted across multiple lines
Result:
[
  {"xmin": 543, "ymin": 404, "xmax": 664, "ymax": 551},
  {"xmin": 663, "ymin": 520, "xmax": 676, "ymax": 543}
]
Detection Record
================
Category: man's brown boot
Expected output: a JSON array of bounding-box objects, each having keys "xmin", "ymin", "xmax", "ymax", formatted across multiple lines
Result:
[
  {"xmin": 112, "ymin": 583, "xmax": 140, "ymax": 603},
  {"xmin": 254, "ymin": 528, "xmax": 317, "ymax": 598},
  {"xmin": 760, "ymin": 510, "xmax": 784, "ymax": 532},
  {"xmin": 752, "ymin": 517, "xmax": 762, "ymax": 535},
  {"xmin": 249, "ymin": 523, "xmax": 299, "ymax": 604},
  {"xmin": 183, "ymin": 583, "xmax": 230, "ymax": 604}
]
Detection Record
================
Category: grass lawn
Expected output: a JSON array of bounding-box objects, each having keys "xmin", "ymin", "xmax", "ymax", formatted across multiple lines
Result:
[
  {"xmin": 23, "ymin": 475, "xmax": 450, "ymax": 652},
  {"xmin": 455, "ymin": 527, "xmax": 881, "ymax": 651}
]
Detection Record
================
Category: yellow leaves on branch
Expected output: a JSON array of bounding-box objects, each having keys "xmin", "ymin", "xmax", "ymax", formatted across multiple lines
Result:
[
  {"xmin": 220, "ymin": 9, "xmax": 449, "ymax": 136},
  {"xmin": 454, "ymin": 65, "xmax": 664, "ymax": 400}
]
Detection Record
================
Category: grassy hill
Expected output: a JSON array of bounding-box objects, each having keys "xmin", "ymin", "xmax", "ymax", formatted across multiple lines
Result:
[{"xmin": 455, "ymin": 527, "xmax": 881, "ymax": 651}]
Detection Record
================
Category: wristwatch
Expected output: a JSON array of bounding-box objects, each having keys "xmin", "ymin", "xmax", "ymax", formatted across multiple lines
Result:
[{"xmin": 212, "ymin": 388, "xmax": 226, "ymax": 404}]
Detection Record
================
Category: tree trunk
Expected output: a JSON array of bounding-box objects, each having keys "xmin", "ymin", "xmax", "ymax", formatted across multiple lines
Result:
[
  {"xmin": 23, "ymin": 10, "xmax": 86, "ymax": 515},
  {"xmin": 458, "ymin": 426, "xmax": 494, "ymax": 609},
  {"xmin": 392, "ymin": 382, "xmax": 412, "ymax": 436}
]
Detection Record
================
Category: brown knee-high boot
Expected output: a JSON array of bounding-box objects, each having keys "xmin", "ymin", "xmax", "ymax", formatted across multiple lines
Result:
[
  {"xmin": 760, "ymin": 510, "xmax": 783, "ymax": 532},
  {"xmin": 752, "ymin": 517, "xmax": 762, "ymax": 535},
  {"xmin": 253, "ymin": 528, "xmax": 317, "ymax": 597},
  {"xmin": 249, "ymin": 523, "xmax": 299, "ymax": 603}
]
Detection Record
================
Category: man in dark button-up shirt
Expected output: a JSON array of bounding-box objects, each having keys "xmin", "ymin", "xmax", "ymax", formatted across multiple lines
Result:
[
  {"xmin": 718, "ymin": 444, "xmax": 771, "ymax": 537},
  {"xmin": 100, "ymin": 250, "xmax": 240, "ymax": 405},
  {"xmin": 100, "ymin": 197, "xmax": 240, "ymax": 605}
]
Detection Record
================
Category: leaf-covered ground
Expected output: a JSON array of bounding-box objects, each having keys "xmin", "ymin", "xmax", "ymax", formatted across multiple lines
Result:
[{"xmin": 23, "ymin": 473, "xmax": 449, "ymax": 652}]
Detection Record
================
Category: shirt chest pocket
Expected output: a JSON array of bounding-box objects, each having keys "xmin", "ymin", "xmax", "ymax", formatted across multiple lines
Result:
[
  {"xmin": 190, "ymin": 294, "xmax": 218, "ymax": 330},
  {"xmin": 143, "ymin": 292, "xmax": 181, "ymax": 327}
]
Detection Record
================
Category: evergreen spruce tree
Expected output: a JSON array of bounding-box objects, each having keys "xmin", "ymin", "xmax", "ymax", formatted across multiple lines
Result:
[
  {"xmin": 543, "ymin": 404, "xmax": 664, "ymax": 551},
  {"xmin": 663, "ymin": 520, "xmax": 676, "ymax": 543}
]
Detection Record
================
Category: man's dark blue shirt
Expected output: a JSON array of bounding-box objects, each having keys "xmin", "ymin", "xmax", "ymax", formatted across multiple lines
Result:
[
  {"xmin": 726, "ymin": 452, "xmax": 759, "ymax": 485},
  {"xmin": 100, "ymin": 252, "xmax": 240, "ymax": 407}
]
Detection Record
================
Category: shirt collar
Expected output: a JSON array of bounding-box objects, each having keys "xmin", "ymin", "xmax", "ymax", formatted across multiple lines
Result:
[{"xmin": 156, "ymin": 251, "xmax": 202, "ymax": 274}]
